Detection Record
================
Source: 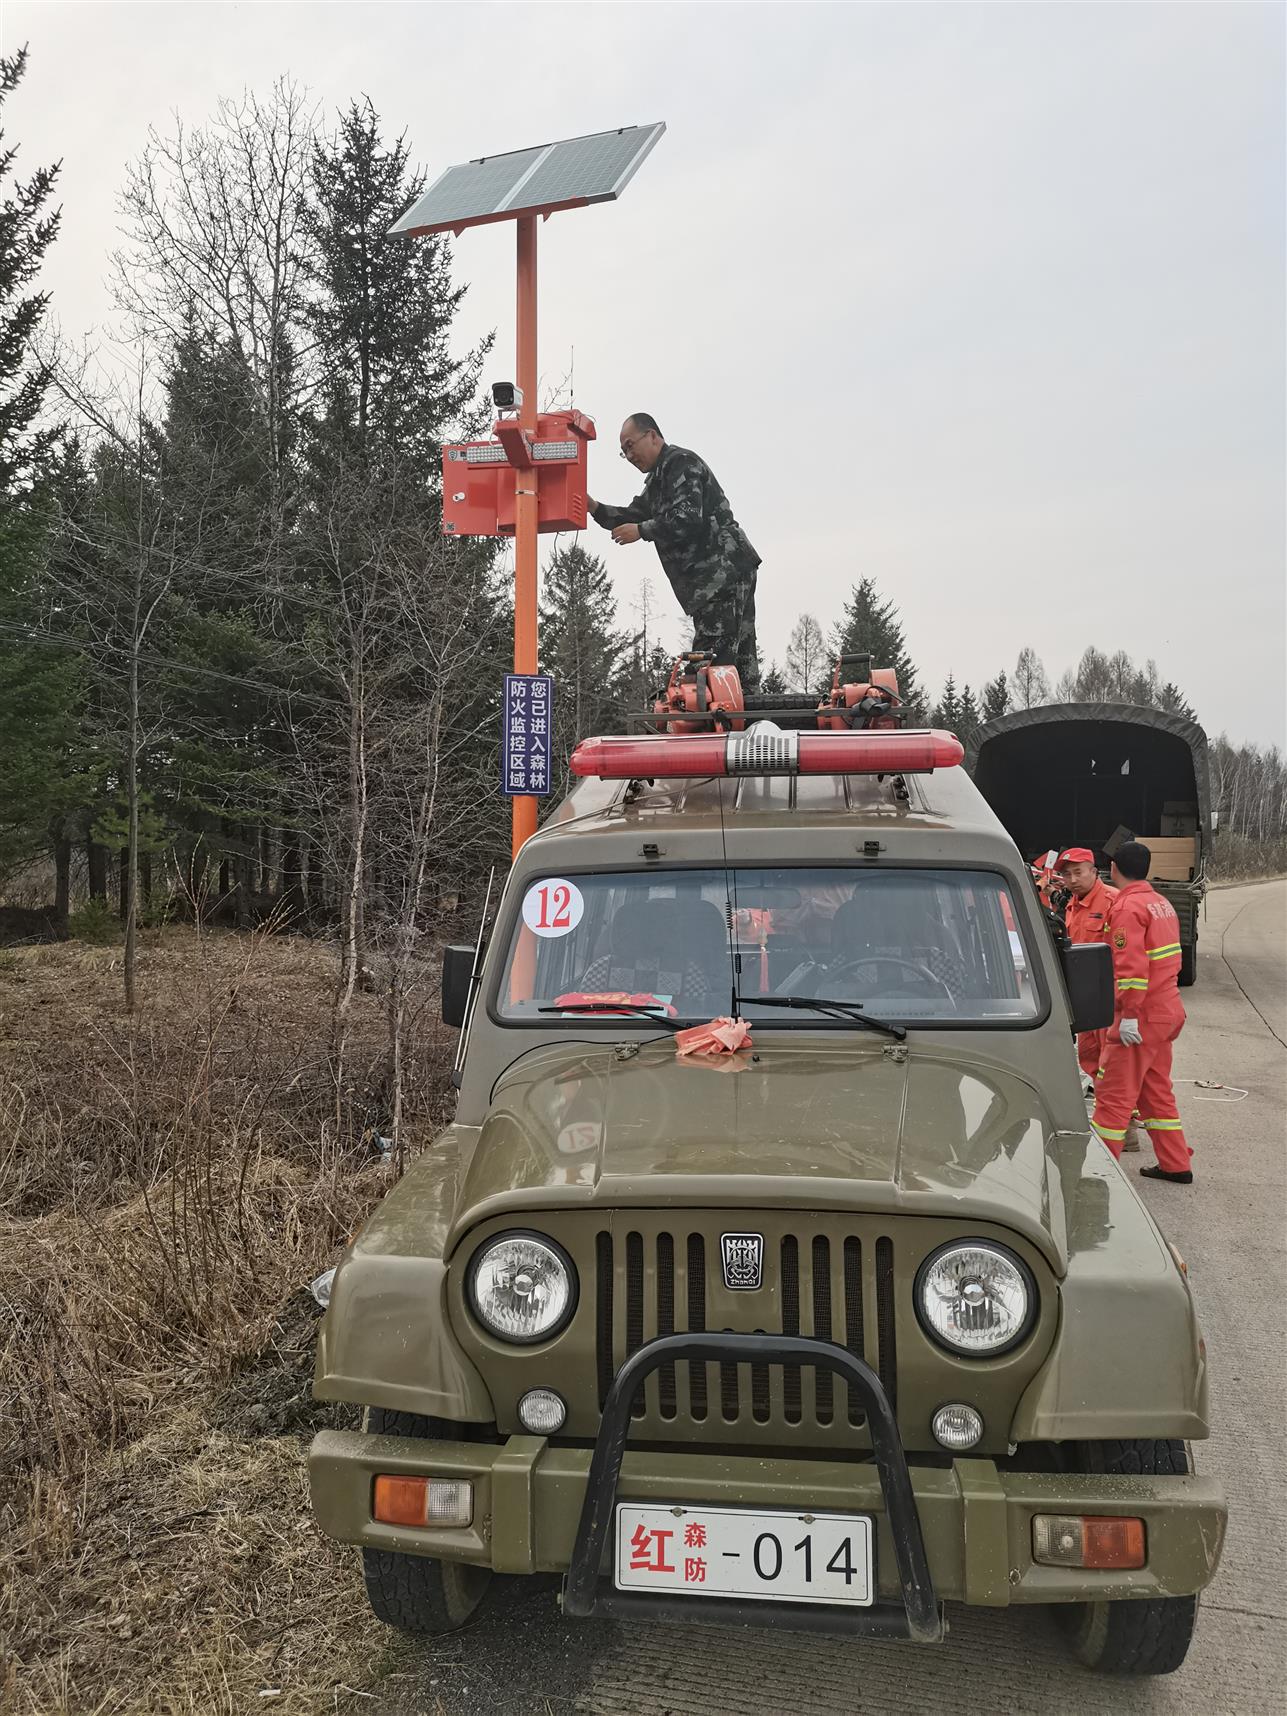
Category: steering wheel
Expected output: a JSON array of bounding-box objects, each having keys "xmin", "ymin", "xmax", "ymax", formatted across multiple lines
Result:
[{"xmin": 826, "ymin": 954, "xmax": 958, "ymax": 1008}]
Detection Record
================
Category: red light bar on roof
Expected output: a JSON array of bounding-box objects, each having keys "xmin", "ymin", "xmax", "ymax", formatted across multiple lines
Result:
[{"xmin": 569, "ymin": 729, "xmax": 964, "ymax": 779}]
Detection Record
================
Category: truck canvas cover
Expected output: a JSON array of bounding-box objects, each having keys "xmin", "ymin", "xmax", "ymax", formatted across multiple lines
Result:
[{"xmin": 967, "ymin": 702, "xmax": 1211, "ymax": 865}]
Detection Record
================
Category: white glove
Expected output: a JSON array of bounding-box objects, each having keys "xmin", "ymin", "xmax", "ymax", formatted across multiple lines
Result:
[{"xmin": 1119, "ymin": 1017, "xmax": 1143, "ymax": 1047}]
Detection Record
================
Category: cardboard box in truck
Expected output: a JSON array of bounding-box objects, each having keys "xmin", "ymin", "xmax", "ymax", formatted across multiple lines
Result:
[{"xmin": 1142, "ymin": 836, "xmax": 1198, "ymax": 882}]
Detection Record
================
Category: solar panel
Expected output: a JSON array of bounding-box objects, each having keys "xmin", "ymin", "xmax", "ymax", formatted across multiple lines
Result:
[{"xmin": 391, "ymin": 123, "xmax": 665, "ymax": 237}]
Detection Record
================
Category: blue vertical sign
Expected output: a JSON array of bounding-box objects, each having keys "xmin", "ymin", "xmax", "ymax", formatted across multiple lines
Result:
[{"xmin": 502, "ymin": 673, "xmax": 555, "ymax": 797}]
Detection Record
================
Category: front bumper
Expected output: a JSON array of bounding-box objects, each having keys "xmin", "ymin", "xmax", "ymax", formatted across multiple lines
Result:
[
  {"xmin": 309, "ymin": 1431, "xmax": 1224, "ymax": 1602},
  {"xmin": 310, "ymin": 1334, "xmax": 1225, "ymax": 1627}
]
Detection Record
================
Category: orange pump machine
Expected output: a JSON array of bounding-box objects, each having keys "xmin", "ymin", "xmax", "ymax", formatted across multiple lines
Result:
[
  {"xmin": 647, "ymin": 649, "xmax": 903, "ymax": 734},
  {"xmin": 443, "ymin": 409, "xmax": 596, "ymax": 537},
  {"xmin": 816, "ymin": 652, "xmax": 901, "ymax": 729},
  {"xmin": 652, "ymin": 651, "xmax": 747, "ymax": 733}
]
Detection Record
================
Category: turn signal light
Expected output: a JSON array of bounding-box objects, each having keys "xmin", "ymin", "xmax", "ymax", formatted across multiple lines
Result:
[
  {"xmin": 372, "ymin": 1475, "xmax": 473, "ymax": 1529},
  {"xmin": 570, "ymin": 729, "xmax": 964, "ymax": 780},
  {"xmin": 1032, "ymin": 1514, "xmax": 1146, "ymax": 1569},
  {"xmin": 373, "ymin": 1475, "xmax": 427, "ymax": 1526}
]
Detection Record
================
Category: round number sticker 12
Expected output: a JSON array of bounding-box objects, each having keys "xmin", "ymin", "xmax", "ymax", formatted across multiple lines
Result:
[{"xmin": 522, "ymin": 878, "xmax": 584, "ymax": 939}]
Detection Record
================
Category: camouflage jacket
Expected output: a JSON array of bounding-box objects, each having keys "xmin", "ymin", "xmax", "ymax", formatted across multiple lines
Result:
[{"xmin": 591, "ymin": 443, "xmax": 760, "ymax": 614}]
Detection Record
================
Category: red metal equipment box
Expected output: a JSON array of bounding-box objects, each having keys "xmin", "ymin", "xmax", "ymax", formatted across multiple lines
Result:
[{"xmin": 443, "ymin": 409, "xmax": 596, "ymax": 537}]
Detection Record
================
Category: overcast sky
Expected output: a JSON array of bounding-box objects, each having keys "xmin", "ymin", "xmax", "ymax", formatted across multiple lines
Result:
[{"xmin": 8, "ymin": 1, "xmax": 1285, "ymax": 745}]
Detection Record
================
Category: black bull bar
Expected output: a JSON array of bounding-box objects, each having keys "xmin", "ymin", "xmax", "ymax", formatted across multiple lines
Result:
[{"xmin": 561, "ymin": 1332, "xmax": 945, "ymax": 1642}]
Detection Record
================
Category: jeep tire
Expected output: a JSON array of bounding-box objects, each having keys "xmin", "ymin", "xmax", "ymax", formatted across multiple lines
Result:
[
  {"xmin": 1060, "ymin": 1438, "xmax": 1198, "ymax": 1674},
  {"xmin": 360, "ymin": 1407, "xmax": 492, "ymax": 1635}
]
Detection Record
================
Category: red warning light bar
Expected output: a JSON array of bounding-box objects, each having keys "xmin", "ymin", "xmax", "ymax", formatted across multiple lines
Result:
[{"xmin": 569, "ymin": 729, "xmax": 964, "ymax": 779}]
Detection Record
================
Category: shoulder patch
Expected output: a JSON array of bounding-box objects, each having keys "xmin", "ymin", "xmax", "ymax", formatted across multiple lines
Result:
[{"xmin": 1113, "ymin": 930, "xmax": 1128, "ymax": 950}]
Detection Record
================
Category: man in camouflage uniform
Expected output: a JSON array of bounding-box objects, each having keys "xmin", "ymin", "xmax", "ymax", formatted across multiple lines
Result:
[{"xmin": 588, "ymin": 413, "xmax": 761, "ymax": 691}]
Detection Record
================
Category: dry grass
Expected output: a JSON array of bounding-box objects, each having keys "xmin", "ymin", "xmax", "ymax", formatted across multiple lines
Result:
[{"xmin": 0, "ymin": 925, "xmax": 456, "ymax": 1714}]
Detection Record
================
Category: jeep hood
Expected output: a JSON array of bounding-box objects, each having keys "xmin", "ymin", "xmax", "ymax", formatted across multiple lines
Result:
[{"xmin": 450, "ymin": 1038, "xmax": 1096, "ymax": 1272}]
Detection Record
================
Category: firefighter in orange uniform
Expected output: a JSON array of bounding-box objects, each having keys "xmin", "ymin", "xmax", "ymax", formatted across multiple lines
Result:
[
  {"xmin": 1056, "ymin": 847, "xmax": 1117, "ymax": 1079},
  {"xmin": 1090, "ymin": 841, "xmax": 1193, "ymax": 1184}
]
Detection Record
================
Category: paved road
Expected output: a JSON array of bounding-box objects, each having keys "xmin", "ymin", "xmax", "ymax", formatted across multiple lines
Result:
[{"xmin": 358, "ymin": 882, "xmax": 1287, "ymax": 1716}]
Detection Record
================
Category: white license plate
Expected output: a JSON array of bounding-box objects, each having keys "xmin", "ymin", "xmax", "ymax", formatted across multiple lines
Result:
[{"xmin": 614, "ymin": 1504, "xmax": 873, "ymax": 1607}]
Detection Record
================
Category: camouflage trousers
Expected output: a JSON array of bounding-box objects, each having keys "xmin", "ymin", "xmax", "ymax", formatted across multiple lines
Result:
[{"xmin": 689, "ymin": 570, "xmax": 759, "ymax": 693}]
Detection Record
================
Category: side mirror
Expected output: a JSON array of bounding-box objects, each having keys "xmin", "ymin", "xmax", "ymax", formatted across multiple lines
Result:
[
  {"xmin": 441, "ymin": 944, "xmax": 475, "ymax": 1029},
  {"xmin": 1060, "ymin": 942, "xmax": 1114, "ymax": 1033}
]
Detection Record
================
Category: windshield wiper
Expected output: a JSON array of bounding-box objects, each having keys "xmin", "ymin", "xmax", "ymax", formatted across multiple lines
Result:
[
  {"xmin": 738, "ymin": 993, "xmax": 907, "ymax": 1042},
  {"xmin": 537, "ymin": 1002, "xmax": 683, "ymax": 1032}
]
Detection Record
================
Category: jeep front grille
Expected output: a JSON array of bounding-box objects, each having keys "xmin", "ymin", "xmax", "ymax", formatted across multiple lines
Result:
[{"xmin": 594, "ymin": 1221, "xmax": 899, "ymax": 1437}]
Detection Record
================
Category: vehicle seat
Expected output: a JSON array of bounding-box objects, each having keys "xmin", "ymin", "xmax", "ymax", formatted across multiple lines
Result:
[
  {"xmin": 828, "ymin": 882, "xmax": 967, "ymax": 999},
  {"xmin": 576, "ymin": 897, "xmax": 729, "ymax": 1015}
]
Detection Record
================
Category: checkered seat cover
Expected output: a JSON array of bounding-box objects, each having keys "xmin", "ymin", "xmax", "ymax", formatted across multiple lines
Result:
[
  {"xmin": 828, "ymin": 886, "xmax": 967, "ymax": 1000},
  {"xmin": 577, "ymin": 897, "xmax": 729, "ymax": 1015}
]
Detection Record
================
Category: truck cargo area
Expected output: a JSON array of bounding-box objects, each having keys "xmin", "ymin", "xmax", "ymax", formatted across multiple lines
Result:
[{"xmin": 970, "ymin": 704, "xmax": 1209, "ymax": 879}]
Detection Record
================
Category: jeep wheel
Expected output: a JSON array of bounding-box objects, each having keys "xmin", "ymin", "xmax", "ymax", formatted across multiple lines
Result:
[
  {"xmin": 1060, "ymin": 1438, "xmax": 1198, "ymax": 1675},
  {"xmin": 360, "ymin": 1407, "xmax": 492, "ymax": 1635}
]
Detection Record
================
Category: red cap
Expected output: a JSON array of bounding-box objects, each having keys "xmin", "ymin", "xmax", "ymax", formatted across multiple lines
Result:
[{"xmin": 1056, "ymin": 847, "xmax": 1096, "ymax": 867}]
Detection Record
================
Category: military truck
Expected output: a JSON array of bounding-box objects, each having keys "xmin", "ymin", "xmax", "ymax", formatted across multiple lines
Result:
[
  {"xmin": 969, "ymin": 703, "xmax": 1211, "ymax": 986},
  {"xmin": 309, "ymin": 713, "xmax": 1225, "ymax": 1673}
]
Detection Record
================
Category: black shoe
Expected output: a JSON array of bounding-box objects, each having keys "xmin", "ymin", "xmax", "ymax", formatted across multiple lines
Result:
[{"xmin": 1140, "ymin": 1164, "xmax": 1193, "ymax": 1185}]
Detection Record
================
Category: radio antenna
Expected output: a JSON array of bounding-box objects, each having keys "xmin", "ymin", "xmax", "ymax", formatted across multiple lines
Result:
[{"xmin": 716, "ymin": 777, "xmax": 741, "ymax": 1018}]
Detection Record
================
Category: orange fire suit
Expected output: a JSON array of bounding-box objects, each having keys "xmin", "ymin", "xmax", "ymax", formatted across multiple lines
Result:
[
  {"xmin": 1090, "ymin": 881, "xmax": 1191, "ymax": 1172},
  {"xmin": 1064, "ymin": 875, "xmax": 1118, "ymax": 1078}
]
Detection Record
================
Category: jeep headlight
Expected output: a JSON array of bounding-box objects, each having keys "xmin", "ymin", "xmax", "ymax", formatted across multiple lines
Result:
[
  {"xmin": 467, "ymin": 1231, "xmax": 576, "ymax": 1344},
  {"xmin": 915, "ymin": 1241, "xmax": 1035, "ymax": 1357}
]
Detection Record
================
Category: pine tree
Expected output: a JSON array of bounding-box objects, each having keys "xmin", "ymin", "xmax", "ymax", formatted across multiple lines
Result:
[
  {"xmin": 933, "ymin": 673, "xmax": 962, "ymax": 732},
  {"xmin": 830, "ymin": 578, "xmax": 922, "ymax": 714},
  {"xmin": 305, "ymin": 97, "xmax": 489, "ymax": 476},
  {"xmin": 957, "ymin": 683, "xmax": 981, "ymax": 752},
  {"xmin": 1128, "ymin": 659, "xmax": 1161, "ymax": 708},
  {"xmin": 0, "ymin": 486, "xmax": 83, "ymax": 887},
  {"xmin": 760, "ymin": 662, "xmax": 788, "ymax": 697},
  {"xmin": 0, "ymin": 47, "xmax": 60, "ymax": 491},
  {"xmin": 156, "ymin": 330, "xmax": 291, "ymax": 898},
  {"xmin": 297, "ymin": 95, "xmax": 507, "ymax": 995},
  {"xmin": 1158, "ymin": 681, "xmax": 1197, "ymax": 720},
  {"xmin": 1012, "ymin": 646, "xmax": 1051, "ymax": 709},
  {"xmin": 981, "ymin": 671, "xmax": 1009, "ymax": 721},
  {"xmin": 539, "ymin": 543, "xmax": 627, "ymax": 786},
  {"xmin": 0, "ymin": 47, "xmax": 78, "ymax": 890}
]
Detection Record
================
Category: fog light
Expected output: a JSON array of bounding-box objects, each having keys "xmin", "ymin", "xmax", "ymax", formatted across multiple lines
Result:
[
  {"xmin": 372, "ymin": 1474, "xmax": 473, "ymax": 1529},
  {"xmin": 517, "ymin": 1387, "xmax": 567, "ymax": 1435},
  {"xmin": 931, "ymin": 1403, "xmax": 984, "ymax": 1450},
  {"xmin": 1033, "ymin": 1514, "xmax": 1145, "ymax": 1569}
]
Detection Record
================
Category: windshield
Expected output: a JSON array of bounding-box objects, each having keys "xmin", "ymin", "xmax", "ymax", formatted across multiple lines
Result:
[{"xmin": 496, "ymin": 868, "xmax": 1039, "ymax": 1025}]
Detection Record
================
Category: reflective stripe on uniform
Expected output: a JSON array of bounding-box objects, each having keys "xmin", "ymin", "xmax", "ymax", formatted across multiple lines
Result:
[
  {"xmin": 1147, "ymin": 943, "xmax": 1182, "ymax": 960},
  {"xmin": 1116, "ymin": 978, "xmax": 1148, "ymax": 990},
  {"xmin": 1141, "ymin": 1117, "xmax": 1184, "ymax": 1130},
  {"xmin": 1092, "ymin": 1118, "xmax": 1127, "ymax": 1142}
]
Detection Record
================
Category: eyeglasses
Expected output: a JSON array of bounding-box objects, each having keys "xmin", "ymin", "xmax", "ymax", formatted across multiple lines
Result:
[{"xmin": 620, "ymin": 435, "xmax": 651, "ymax": 460}]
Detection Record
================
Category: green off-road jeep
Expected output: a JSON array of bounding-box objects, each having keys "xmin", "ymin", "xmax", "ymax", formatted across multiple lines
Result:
[{"xmin": 309, "ymin": 718, "xmax": 1225, "ymax": 1673}]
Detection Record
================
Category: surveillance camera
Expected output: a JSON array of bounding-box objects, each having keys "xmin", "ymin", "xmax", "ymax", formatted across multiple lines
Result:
[{"xmin": 491, "ymin": 381, "xmax": 523, "ymax": 411}]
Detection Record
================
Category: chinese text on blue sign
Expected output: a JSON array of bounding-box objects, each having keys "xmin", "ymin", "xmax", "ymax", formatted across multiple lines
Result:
[{"xmin": 503, "ymin": 674, "xmax": 554, "ymax": 797}]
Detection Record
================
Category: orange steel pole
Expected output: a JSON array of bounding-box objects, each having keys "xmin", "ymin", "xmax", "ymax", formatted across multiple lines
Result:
[{"xmin": 511, "ymin": 215, "xmax": 540, "ymax": 858}]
